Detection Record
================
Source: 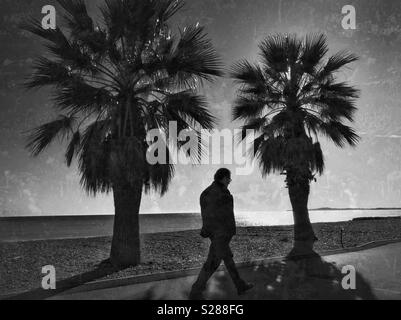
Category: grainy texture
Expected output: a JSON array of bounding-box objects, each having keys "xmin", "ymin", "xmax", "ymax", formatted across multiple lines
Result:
[
  {"xmin": 1, "ymin": 0, "xmax": 401, "ymax": 216},
  {"xmin": 1, "ymin": 220, "xmax": 401, "ymax": 296}
]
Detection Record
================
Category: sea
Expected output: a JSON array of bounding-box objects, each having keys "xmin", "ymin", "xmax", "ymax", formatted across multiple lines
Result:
[{"xmin": 1, "ymin": 209, "xmax": 401, "ymax": 242}]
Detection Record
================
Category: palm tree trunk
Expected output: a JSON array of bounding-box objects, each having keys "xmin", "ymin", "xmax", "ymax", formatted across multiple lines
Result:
[
  {"xmin": 287, "ymin": 174, "xmax": 317, "ymax": 254},
  {"xmin": 110, "ymin": 180, "xmax": 143, "ymax": 267}
]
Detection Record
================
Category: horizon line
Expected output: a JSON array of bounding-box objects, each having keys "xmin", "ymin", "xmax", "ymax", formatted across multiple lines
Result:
[{"xmin": 2, "ymin": 207, "xmax": 401, "ymax": 219}]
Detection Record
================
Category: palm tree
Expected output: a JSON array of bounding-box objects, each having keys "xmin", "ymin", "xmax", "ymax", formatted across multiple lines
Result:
[
  {"xmin": 23, "ymin": 0, "xmax": 223, "ymax": 267},
  {"xmin": 231, "ymin": 34, "xmax": 360, "ymax": 251}
]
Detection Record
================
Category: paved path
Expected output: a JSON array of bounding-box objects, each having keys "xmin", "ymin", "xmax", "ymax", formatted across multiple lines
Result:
[{"xmin": 51, "ymin": 242, "xmax": 401, "ymax": 300}]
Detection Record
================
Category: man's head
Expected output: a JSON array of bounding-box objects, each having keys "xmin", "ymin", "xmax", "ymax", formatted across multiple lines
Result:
[{"xmin": 214, "ymin": 168, "xmax": 232, "ymax": 188}]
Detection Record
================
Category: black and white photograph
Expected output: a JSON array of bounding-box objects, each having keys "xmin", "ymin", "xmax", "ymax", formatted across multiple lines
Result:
[{"xmin": 1, "ymin": 0, "xmax": 401, "ymax": 307}]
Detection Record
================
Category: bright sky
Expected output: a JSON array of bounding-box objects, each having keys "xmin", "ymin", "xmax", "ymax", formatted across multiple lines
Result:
[{"xmin": 1, "ymin": 0, "xmax": 401, "ymax": 216}]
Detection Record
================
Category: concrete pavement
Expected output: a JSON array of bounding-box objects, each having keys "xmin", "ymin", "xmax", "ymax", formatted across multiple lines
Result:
[{"xmin": 49, "ymin": 242, "xmax": 401, "ymax": 300}]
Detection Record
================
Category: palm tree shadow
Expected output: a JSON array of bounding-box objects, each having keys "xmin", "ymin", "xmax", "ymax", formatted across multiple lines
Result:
[
  {"xmin": 207, "ymin": 249, "xmax": 377, "ymax": 300},
  {"xmin": 5, "ymin": 259, "xmax": 123, "ymax": 300}
]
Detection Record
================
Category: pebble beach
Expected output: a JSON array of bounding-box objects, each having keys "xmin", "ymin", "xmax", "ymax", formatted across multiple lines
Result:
[{"xmin": 1, "ymin": 219, "xmax": 401, "ymax": 297}]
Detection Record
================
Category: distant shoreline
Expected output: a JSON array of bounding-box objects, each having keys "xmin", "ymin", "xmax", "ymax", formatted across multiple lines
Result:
[
  {"xmin": 2, "ymin": 207, "xmax": 401, "ymax": 219},
  {"xmin": 310, "ymin": 207, "xmax": 401, "ymax": 211},
  {"xmin": 1, "ymin": 210, "xmax": 401, "ymax": 243},
  {"xmin": 0, "ymin": 213, "xmax": 199, "ymax": 221},
  {"xmin": 0, "ymin": 213, "xmax": 200, "ymax": 220}
]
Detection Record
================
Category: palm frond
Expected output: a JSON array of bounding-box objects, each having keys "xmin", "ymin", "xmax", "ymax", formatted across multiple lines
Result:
[
  {"xmin": 57, "ymin": 0, "xmax": 94, "ymax": 38},
  {"xmin": 78, "ymin": 120, "xmax": 113, "ymax": 195},
  {"xmin": 180, "ymin": 130, "xmax": 209, "ymax": 164},
  {"xmin": 24, "ymin": 58, "xmax": 71, "ymax": 90},
  {"xmin": 311, "ymin": 142, "xmax": 324, "ymax": 175},
  {"xmin": 144, "ymin": 143, "xmax": 175, "ymax": 196},
  {"xmin": 52, "ymin": 80, "xmax": 113, "ymax": 114},
  {"xmin": 256, "ymin": 136, "xmax": 287, "ymax": 176},
  {"xmin": 259, "ymin": 34, "xmax": 301, "ymax": 73},
  {"xmin": 316, "ymin": 96, "xmax": 358, "ymax": 122},
  {"xmin": 230, "ymin": 60, "xmax": 265, "ymax": 87},
  {"xmin": 167, "ymin": 25, "xmax": 223, "ymax": 87},
  {"xmin": 163, "ymin": 90, "xmax": 216, "ymax": 130},
  {"xmin": 232, "ymin": 96, "xmax": 267, "ymax": 121},
  {"xmin": 21, "ymin": 18, "xmax": 69, "ymax": 46},
  {"xmin": 317, "ymin": 50, "xmax": 359, "ymax": 80},
  {"xmin": 237, "ymin": 117, "xmax": 267, "ymax": 143},
  {"xmin": 300, "ymin": 33, "xmax": 328, "ymax": 74},
  {"xmin": 320, "ymin": 80, "xmax": 360, "ymax": 99},
  {"xmin": 65, "ymin": 130, "xmax": 81, "ymax": 166},
  {"xmin": 318, "ymin": 121, "xmax": 360, "ymax": 147},
  {"xmin": 155, "ymin": 0, "xmax": 185, "ymax": 23},
  {"xmin": 23, "ymin": 17, "xmax": 100, "ymax": 73},
  {"xmin": 26, "ymin": 115, "xmax": 76, "ymax": 156}
]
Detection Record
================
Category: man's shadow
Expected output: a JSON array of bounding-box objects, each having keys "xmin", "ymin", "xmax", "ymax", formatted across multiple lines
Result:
[
  {"xmin": 3, "ymin": 259, "xmax": 122, "ymax": 300},
  {"xmin": 202, "ymin": 245, "xmax": 377, "ymax": 300}
]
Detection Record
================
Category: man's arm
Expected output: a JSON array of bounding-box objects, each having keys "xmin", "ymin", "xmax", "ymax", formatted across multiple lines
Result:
[
  {"xmin": 200, "ymin": 190, "xmax": 215, "ymax": 238},
  {"xmin": 214, "ymin": 192, "xmax": 236, "ymax": 235}
]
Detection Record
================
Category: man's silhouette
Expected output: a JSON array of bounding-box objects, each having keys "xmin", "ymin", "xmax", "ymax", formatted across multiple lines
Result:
[{"xmin": 189, "ymin": 168, "xmax": 253, "ymax": 299}]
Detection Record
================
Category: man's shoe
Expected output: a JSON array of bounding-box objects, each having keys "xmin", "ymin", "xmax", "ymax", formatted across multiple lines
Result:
[{"xmin": 237, "ymin": 282, "xmax": 254, "ymax": 296}]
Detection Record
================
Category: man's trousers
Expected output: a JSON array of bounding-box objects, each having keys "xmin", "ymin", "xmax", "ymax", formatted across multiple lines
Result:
[{"xmin": 191, "ymin": 235, "xmax": 244, "ymax": 292}]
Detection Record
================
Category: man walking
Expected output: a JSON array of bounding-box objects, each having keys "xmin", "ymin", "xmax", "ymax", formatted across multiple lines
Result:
[{"xmin": 189, "ymin": 168, "xmax": 254, "ymax": 300}]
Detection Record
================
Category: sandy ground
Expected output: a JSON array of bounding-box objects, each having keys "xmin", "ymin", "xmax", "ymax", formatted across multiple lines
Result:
[{"xmin": 1, "ymin": 219, "xmax": 401, "ymax": 297}]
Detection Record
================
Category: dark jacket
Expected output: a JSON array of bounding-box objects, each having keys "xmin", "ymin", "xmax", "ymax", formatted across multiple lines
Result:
[{"xmin": 200, "ymin": 181, "xmax": 236, "ymax": 238}]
